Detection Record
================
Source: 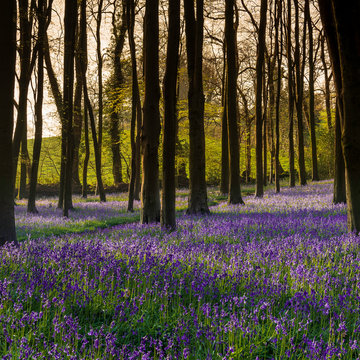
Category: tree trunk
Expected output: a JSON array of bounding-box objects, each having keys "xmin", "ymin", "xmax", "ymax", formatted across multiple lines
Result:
[
  {"xmin": 305, "ymin": 0, "xmax": 319, "ymax": 182},
  {"xmin": 220, "ymin": 100, "xmax": 229, "ymax": 193},
  {"xmin": 19, "ymin": 132, "xmax": 29, "ymax": 199},
  {"xmin": 28, "ymin": 0, "xmax": 46, "ymax": 214},
  {"xmin": 320, "ymin": 35, "xmax": 332, "ymax": 132},
  {"xmin": 268, "ymin": 56, "xmax": 275, "ymax": 185},
  {"xmin": 287, "ymin": 0, "xmax": 295, "ymax": 187},
  {"xmin": 141, "ymin": 0, "xmax": 161, "ymax": 223},
  {"xmin": 134, "ymin": 120, "xmax": 142, "ymax": 200},
  {"xmin": 12, "ymin": 0, "xmax": 33, "ymax": 197},
  {"xmin": 220, "ymin": 55, "xmax": 229, "ymax": 194},
  {"xmin": 333, "ymin": 100, "xmax": 346, "ymax": 204},
  {"xmin": 239, "ymin": 90, "xmax": 251, "ymax": 184},
  {"xmin": 62, "ymin": 0, "xmax": 77, "ymax": 217},
  {"xmin": 161, "ymin": 0, "xmax": 180, "ymax": 229},
  {"xmin": 226, "ymin": 0, "xmax": 243, "ymax": 204},
  {"xmin": 263, "ymin": 68, "xmax": 268, "ymax": 187},
  {"xmin": 293, "ymin": 0, "xmax": 307, "ymax": 186},
  {"xmin": 184, "ymin": 0, "xmax": 209, "ymax": 214},
  {"xmin": 255, "ymin": 0, "xmax": 267, "ymax": 197},
  {"xmin": 79, "ymin": 0, "xmax": 105, "ymax": 202},
  {"xmin": 110, "ymin": 1, "xmax": 127, "ymax": 186},
  {"xmin": 274, "ymin": 0, "xmax": 282, "ymax": 193},
  {"xmin": 127, "ymin": 0, "xmax": 142, "ymax": 212},
  {"xmin": 96, "ymin": 0, "xmax": 104, "ymax": 174},
  {"xmin": 321, "ymin": 1, "xmax": 360, "ymax": 232},
  {"xmin": 0, "ymin": 0, "xmax": 17, "ymax": 246},
  {"xmin": 82, "ymin": 98, "xmax": 90, "ymax": 198},
  {"xmin": 43, "ymin": 34, "xmax": 66, "ymax": 207},
  {"xmin": 72, "ymin": 40, "xmax": 83, "ymax": 187}
]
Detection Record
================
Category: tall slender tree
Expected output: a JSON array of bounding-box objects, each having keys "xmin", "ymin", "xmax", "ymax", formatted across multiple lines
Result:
[
  {"xmin": 320, "ymin": 34, "xmax": 332, "ymax": 132},
  {"xmin": 13, "ymin": 0, "xmax": 36, "ymax": 198},
  {"xmin": 287, "ymin": 0, "xmax": 295, "ymax": 187},
  {"xmin": 293, "ymin": 0, "xmax": 307, "ymax": 186},
  {"xmin": 226, "ymin": 0, "xmax": 243, "ymax": 204},
  {"xmin": 82, "ymin": 98, "xmax": 90, "ymax": 198},
  {"xmin": 141, "ymin": 0, "xmax": 161, "ymax": 223},
  {"xmin": 305, "ymin": 0, "xmax": 319, "ymax": 181},
  {"xmin": 319, "ymin": 0, "xmax": 360, "ymax": 232},
  {"xmin": 220, "ymin": 60, "xmax": 229, "ymax": 194},
  {"xmin": 79, "ymin": 0, "xmax": 106, "ymax": 202},
  {"xmin": 255, "ymin": 0, "xmax": 267, "ymax": 198},
  {"xmin": 274, "ymin": 0, "xmax": 282, "ymax": 193},
  {"xmin": 0, "ymin": 0, "xmax": 17, "ymax": 245},
  {"xmin": 109, "ymin": 0, "xmax": 127, "ymax": 186},
  {"xmin": 95, "ymin": 0, "xmax": 104, "ymax": 174},
  {"xmin": 62, "ymin": 0, "xmax": 77, "ymax": 217},
  {"xmin": 333, "ymin": 100, "xmax": 346, "ymax": 204},
  {"xmin": 184, "ymin": 0, "xmax": 209, "ymax": 214},
  {"xmin": 161, "ymin": 0, "xmax": 180, "ymax": 229},
  {"xmin": 127, "ymin": 0, "xmax": 142, "ymax": 212},
  {"xmin": 28, "ymin": 0, "xmax": 48, "ymax": 213},
  {"xmin": 72, "ymin": 12, "xmax": 83, "ymax": 188}
]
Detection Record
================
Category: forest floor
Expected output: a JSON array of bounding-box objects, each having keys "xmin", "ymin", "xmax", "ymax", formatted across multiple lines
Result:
[{"xmin": 1, "ymin": 181, "xmax": 359, "ymax": 359}]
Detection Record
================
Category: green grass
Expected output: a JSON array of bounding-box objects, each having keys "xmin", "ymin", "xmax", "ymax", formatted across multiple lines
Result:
[{"xmin": 16, "ymin": 214, "xmax": 140, "ymax": 242}]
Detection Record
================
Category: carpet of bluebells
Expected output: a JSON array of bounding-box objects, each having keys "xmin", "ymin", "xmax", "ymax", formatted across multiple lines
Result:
[{"xmin": 1, "ymin": 182, "xmax": 360, "ymax": 359}]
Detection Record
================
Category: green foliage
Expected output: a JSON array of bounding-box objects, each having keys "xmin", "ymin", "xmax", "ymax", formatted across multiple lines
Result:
[{"xmin": 316, "ymin": 110, "xmax": 335, "ymax": 179}]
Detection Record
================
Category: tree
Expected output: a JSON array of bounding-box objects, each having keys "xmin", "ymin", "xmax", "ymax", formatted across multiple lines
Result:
[
  {"xmin": 13, "ymin": 0, "xmax": 36, "ymax": 199},
  {"xmin": 79, "ymin": 0, "xmax": 106, "ymax": 202},
  {"xmin": 72, "ymin": 9, "xmax": 83, "ymax": 188},
  {"xmin": 184, "ymin": 0, "xmax": 209, "ymax": 214},
  {"xmin": 62, "ymin": 0, "xmax": 77, "ymax": 217},
  {"xmin": 109, "ymin": 0, "xmax": 127, "ymax": 186},
  {"xmin": 305, "ymin": 0, "xmax": 319, "ymax": 182},
  {"xmin": 220, "ymin": 58, "xmax": 229, "ymax": 194},
  {"xmin": 43, "ymin": 33, "xmax": 66, "ymax": 207},
  {"xmin": 27, "ymin": 0, "xmax": 49, "ymax": 213},
  {"xmin": 82, "ymin": 98, "xmax": 90, "ymax": 198},
  {"xmin": 320, "ymin": 34, "xmax": 332, "ymax": 132},
  {"xmin": 141, "ymin": 0, "xmax": 161, "ymax": 223},
  {"xmin": 286, "ymin": 0, "xmax": 295, "ymax": 187},
  {"xmin": 255, "ymin": 0, "xmax": 267, "ymax": 198},
  {"xmin": 0, "ymin": 0, "xmax": 17, "ymax": 245},
  {"xmin": 127, "ymin": 0, "xmax": 142, "ymax": 212},
  {"xmin": 95, "ymin": 0, "xmax": 104, "ymax": 181},
  {"xmin": 333, "ymin": 100, "xmax": 346, "ymax": 204},
  {"xmin": 293, "ymin": 0, "xmax": 307, "ymax": 186},
  {"xmin": 319, "ymin": 0, "xmax": 360, "ymax": 231},
  {"xmin": 274, "ymin": 0, "xmax": 282, "ymax": 193},
  {"xmin": 161, "ymin": 0, "xmax": 180, "ymax": 229},
  {"xmin": 225, "ymin": 0, "xmax": 243, "ymax": 204}
]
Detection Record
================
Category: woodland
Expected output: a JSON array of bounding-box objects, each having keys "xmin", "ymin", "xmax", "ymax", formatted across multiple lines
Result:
[{"xmin": 0, "ymin": 0, "xmax": 360, "ymax": 358}]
